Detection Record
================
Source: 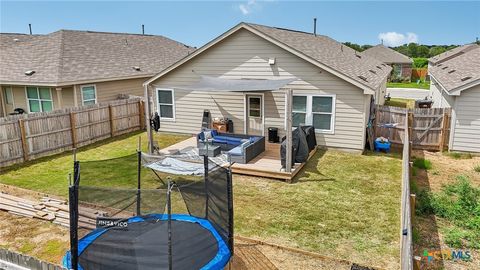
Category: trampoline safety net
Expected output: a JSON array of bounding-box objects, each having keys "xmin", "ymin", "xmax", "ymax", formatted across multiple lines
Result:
[{"xmin": 64, "ymin": 152, "xmax": 233, "ymax": 270}]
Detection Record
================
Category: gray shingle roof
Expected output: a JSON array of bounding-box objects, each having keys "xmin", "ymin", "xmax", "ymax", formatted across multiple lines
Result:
[
  {"xmin": 0, "ymin": 30, "xmax": 194, "ymax": 85},
  {"xmin": 246, "ymin": 23, "xmax": 391, "ymax": 91},
  {"xmin": 429, "ymin": 44, "xmax": 479, "ymax": 65},
  {"xmin": 361, "ymin": 45, "xmax": 412, "ymax": 64},
  {"xmin": 429, "ymin": 46, "xmax": 480, "ymax": 92}
]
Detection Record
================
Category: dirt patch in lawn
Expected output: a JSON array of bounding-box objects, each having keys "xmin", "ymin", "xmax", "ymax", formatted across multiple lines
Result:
[
  {"xmin": 412, "ymin": 150, "xmax": 480, "ymax": 192},
  {"xmin": 412, "ymin": 150, "xmax": 480, "ymax": 270}
]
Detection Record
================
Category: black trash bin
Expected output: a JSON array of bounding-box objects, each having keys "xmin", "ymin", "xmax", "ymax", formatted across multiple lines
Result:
[{"xmin": 268, "ymin": 127, "xmax": 279, "ymax": 143}]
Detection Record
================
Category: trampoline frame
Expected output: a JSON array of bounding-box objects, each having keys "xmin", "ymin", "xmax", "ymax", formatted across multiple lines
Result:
[{"xmin": 66, "ymin": 151, "xmax": 234, "ymax": 270}]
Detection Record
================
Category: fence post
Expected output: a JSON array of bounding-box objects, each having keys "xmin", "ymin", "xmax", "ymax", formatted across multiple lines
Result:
[
  {"xmin": 109, "ymin": 105, "xmax": 115, "ymax": 137},
  {"xmin": 69, "ymin": 112, "xmax": 77, "ymax": 148},
  {"xmin": 410, "ymin": 193, "xmax": 416, "ymax": 225},
  {"xmin": 408, "ymin": 111, "xmax": 413, "ymax": 155},
  {"xmin": 439, "ymin": 110, "xmax": 448, "ymax": 152},
  {"xmin": 139, "ymin": 100, "xmax": 145, "ymax": 130},
  {"xmin": 18, "ymin": 119, "xmax": 29, "ymax": 161}
]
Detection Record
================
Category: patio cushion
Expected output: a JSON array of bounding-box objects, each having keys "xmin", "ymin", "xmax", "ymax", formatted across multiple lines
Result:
[
  {"xmin": 229, "ymin": 141, "xmax": 250, "ymax": 156},
  {"xmin": 213, "ymin": 135, "xmax": 243, "ymax": 145}
]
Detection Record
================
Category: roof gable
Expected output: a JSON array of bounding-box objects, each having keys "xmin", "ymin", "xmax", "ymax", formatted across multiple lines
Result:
[
  {"xmin": 361, "ymin": 45, "xmax": 412, "ymax": 64},
  {"xmin": 146, "ymin": 22, "xmax": 391, "ymax": 92}
]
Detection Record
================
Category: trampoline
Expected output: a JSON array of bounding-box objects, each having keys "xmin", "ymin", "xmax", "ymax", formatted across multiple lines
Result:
[{"xmin": 64, "ymin": 151, "xmax": 234, "ymax": 270}]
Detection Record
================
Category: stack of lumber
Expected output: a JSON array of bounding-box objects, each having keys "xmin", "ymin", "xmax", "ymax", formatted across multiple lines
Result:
[{"xmin": 0, "ymin": 192, "xmax": 106, "ymax": 230}]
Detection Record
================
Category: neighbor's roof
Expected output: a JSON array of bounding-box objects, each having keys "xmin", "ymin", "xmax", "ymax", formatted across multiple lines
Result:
[
  {"xmin": 146, "ymin": 22, "xmax": 391, "ymax": 92},
  {"xmin": 429, "ymin": 44, "xmax": 479, "ymax": 65},
  {"xmin": 361, "ymin": 44, "xmax": 412, "ymax": 64},
  {"xmin": 0, "ymin": 30, "xmax": 194, "ymax": 86},
  {"xmin": 429, "ymin": 46, "xmax": 480, "ymax": 93}
]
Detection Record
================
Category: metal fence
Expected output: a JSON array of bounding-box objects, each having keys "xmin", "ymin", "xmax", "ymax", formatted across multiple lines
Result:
[
  {"xmin": 0, "ymin": 98, "xmax": 144, "ymax": 168},
  {"xmin": 0, "ymin": 248, "xmax": 66, "ymax": 270}
]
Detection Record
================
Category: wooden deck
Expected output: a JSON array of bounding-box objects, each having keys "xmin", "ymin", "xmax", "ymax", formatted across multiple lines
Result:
[{"xmin": 159, "ymin": 136, "xmax": 316, "ymax": 182}]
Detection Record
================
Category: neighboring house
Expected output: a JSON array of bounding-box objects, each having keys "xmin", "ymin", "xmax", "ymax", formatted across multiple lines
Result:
[
  {"xmin": 429, "ymin": 43, "xmax": 479, "ymax": 66},
  {"xmin": 362, "ymin": 44, "xmax": 413, "ymax": 82},
  {"xmin": 0, "ymin": 30, "xmax": 194, "ymax": 117},
  {"xmin": 144, "ymin": 23, "xmax": 391, "ymax": 152},
  {"xmin": 428, "ymin": 45, "xmax": 480, "ymax": 153}
]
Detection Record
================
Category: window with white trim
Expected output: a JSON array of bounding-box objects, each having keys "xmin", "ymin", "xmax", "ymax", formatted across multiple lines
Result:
[
  {"xmin": 157, "ymin": 89, "xmax": 174, "ymax": 120},
  {"xmin": 292, "ymin": 95, "xmax": 335, "ymax": 133},
  {"xmin": 26, "ymin": 86, "xmax": 53, "ymax": 112},
  {"xmin": 81, "ymin": 85, "xmax": 97, "ymax": 105}
]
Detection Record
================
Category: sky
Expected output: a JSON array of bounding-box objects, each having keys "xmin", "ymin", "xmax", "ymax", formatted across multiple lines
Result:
[{"xmin": 1, "ymin": 1, "xmax": 479, "ymax": 48}]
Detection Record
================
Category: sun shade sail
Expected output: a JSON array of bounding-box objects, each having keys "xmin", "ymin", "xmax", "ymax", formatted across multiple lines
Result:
[{"xmin": 175, "ymin": 75, "xmax": 297, "ymax": 92}]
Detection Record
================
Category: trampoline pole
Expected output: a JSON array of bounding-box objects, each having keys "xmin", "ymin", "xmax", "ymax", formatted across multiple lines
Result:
[
  {"xmin": 204, "ymin": 154, "xmax": 209, "ymax": 219},
  {"xmin": 227, "ymin": 166, "xmax": 234, "ymax": 255},
  {"xmin": 167, "ymin": 180, "xmax": 173, "ymax": 270},
  {"xmin": 136, "ymin": 150, "xmax": 141, "ymax": 216},
  {"xmin": 69, "ymin": 161, "xmax": 79, "ymax": 270}
]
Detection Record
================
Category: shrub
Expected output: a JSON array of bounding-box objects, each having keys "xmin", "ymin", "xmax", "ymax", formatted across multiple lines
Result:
[
  {"xmin": 474, "ymin": 165, "xmax": 480, "ymax": 173},
  {"xmin": 413, "ymin": 158, "xmax": 432, "ymax": 170},
  {"xmin": 413, "ymin": 58, "xmax": 429, "ymax": 68}
]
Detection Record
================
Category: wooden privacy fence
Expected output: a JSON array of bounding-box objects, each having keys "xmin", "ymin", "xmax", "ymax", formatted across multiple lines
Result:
[
  {"xmin": 400, "ymin": 112, "xmax": 414, "ymax": 270},
  {"xmin": 375, "ymin": 105, "xmax": 451, "ymax": 151},
  {"xmin": 0, "ymin": 248, "xmax": 66, "ymax": 270},
  {"xmin": 0, "ymin": 98, "xmax": 144, "ymax": 168}
]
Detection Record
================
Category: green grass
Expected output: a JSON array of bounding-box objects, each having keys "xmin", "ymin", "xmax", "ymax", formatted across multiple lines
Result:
[
  {"xmin": 235, "ymin": 150, "xmax": 402, "ymax": 267},
  {"xmin": 416, "ymin": 176, "xmax": 480, "ymax": 249},
  {"xmin": 413, "ymin": 158, "xmax": 432, "ymax": 170},
  {"xmin": 444, "ymin": 151, "xmax": 473, "ymax": 160},
  {"xmin": 0, "ymin": 131, "xmax": 190, "ymax": 196},
  {"xmin": 387, "ymin": 81, "xmax": 430, "ymax": 90},
  {"xmin": 0, "ymin": 132, "xmax": 402, "ymax": 268},
  {"xmin": 385, "ymin": 98, "xmax": 415, "ymax": 109}
]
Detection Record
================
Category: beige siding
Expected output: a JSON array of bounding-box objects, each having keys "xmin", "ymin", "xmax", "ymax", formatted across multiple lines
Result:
[
  {"xmin": 61, "ymin": 87, "xmax": 75, "ymax": 108},
  {"xmin": 376, "ymin": 76, "xmax": 387, "ymax": 105},
  {"xmin": 151, "ymin": 29, "xmax": 368, "ymax": 151},
  {"xmin": 76, "ymin": 78, "xmax": 146, "ymax": 105},
  {"xmin": 451, "ymin": 85, "xmax": 480, "ymax": 153},
  {"xmin": 430, "ymin": 77, "xmax": 455, "ymax": 108}
]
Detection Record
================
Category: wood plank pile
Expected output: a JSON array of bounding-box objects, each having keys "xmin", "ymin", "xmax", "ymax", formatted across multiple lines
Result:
[{"xmin": 0, "ymin": 192, "xmax": 106, "ymax": 230}]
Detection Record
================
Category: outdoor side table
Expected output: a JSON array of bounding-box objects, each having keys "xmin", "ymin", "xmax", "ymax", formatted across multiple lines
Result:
[{"xmin": 198, "ymin": 144, "xmax": 221, "ymax": 157}]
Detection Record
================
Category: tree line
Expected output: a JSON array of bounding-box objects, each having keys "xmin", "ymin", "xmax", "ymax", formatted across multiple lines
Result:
[{"xmin": 343, "ymin": 42, "xmax": 462, "ymax": 58}]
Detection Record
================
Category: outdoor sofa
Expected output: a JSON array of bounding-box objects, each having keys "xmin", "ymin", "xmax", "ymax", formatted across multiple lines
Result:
[{"xmin": 197, "ymin": 130, "xmax": 265, "ymax": 164}]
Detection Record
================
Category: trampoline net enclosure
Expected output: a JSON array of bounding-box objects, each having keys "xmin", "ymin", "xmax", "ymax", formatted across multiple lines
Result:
[{"xmin": 64, "ymin": 152, "xmax": 233, "ymax": 270}]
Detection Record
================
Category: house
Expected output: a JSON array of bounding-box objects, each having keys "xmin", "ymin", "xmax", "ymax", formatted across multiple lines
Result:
[
  {"xmin": 143, "ymin": 22, "xmax": 391, "ymax": 153},
  {"xmin": 429, "ymin": 43, "xmax": 479, "ymax": 66},
  {"xmin": 0, "ymin": 30, "xmax": 194, "ymax": 117},
  {"xmin": 362, "ymin": 44, "xmax": 413, "ymax": 82},
  {"xmin": 428, "ymin": 44, "xmax": 480, "ymax": 153}
]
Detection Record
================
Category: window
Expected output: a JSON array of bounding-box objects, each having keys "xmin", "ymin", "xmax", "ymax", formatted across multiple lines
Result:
[
  {"xmin": 81, "ymin": 85, "xmax": 97, "ymax": 105},
  {"xmin": 3, "ymin": 87, "xmax": 13, "ymax": 105},
  {"xmin": 26, "ymin": 87, "xmax": 53, "ymax": 112},
  {"xmin": 157, "ymin": 89, "xmax": 174, "ymax": 120},
  {"xmin": 392, "ymin": 64, "xmax": 402, "ymax": 79},
  {"xmin": 291, "ymin": 95, "xmax": 335, "ymax": 133},
  {"xmin": 248, "ymin": 96, "xmax": 261, "ymax": 117}
]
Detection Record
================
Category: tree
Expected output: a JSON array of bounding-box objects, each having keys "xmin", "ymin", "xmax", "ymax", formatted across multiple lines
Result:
[
  {"xmin": 417, "ymin": 45, "xmax": 430, "ymax": 58},
  {"xmin": 429, "ymin": 46, "xmax": 447, "ymax": 57}
]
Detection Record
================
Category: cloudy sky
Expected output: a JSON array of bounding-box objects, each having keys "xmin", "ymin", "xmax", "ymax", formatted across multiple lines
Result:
[{"xmin": 1, "ymin": 1, "xmax": 479, "ymax": 47}]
